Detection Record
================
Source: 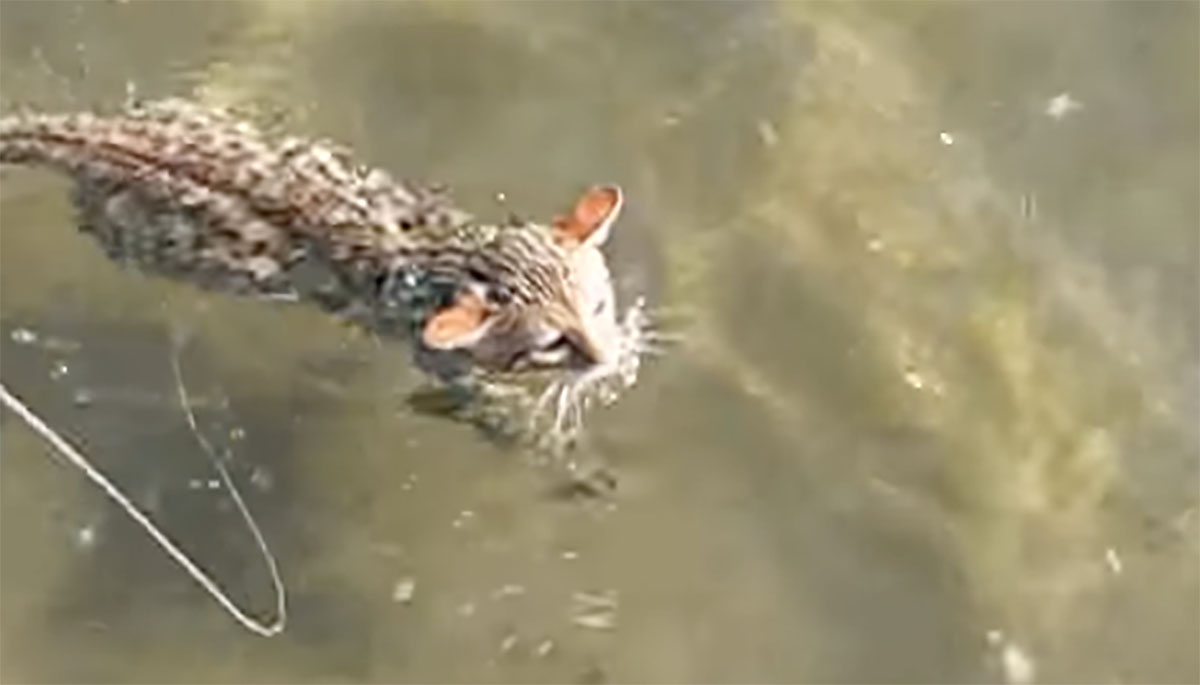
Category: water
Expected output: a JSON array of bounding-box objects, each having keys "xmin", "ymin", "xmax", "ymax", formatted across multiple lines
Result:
[{"xmin": 1, "ymin": 2, "xmax": 1196, "ymax": 682}]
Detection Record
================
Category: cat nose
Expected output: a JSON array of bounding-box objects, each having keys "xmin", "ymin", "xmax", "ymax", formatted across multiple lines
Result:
[{"xmin": 571, "ymin": 325, "xmax": 616, "ymax": 367}]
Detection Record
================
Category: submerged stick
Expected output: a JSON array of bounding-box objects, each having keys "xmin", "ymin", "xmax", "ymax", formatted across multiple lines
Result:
[
  {"xmin": 0, "ymin": 382, "xmax": 286, "ymax": 637},
  {"xmin": 168, "ymin": 345, "xmax": 287, "ymax": 635}
]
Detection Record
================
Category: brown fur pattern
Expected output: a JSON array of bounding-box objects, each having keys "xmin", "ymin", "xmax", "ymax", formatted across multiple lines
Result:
[{"xmin": 0, "ymin": 99, "xmax": 629, "ymax": 382}]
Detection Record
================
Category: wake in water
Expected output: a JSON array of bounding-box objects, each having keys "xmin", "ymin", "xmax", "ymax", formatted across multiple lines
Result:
[{"xmin": 524, "ymin": 296, "xmax": 682, "ymax": 450}]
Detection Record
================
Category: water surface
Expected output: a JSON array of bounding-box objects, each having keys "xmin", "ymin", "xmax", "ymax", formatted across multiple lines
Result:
[{"xmin": 1, "ymin": 2, "xmax": 1196, "ymax": 683}]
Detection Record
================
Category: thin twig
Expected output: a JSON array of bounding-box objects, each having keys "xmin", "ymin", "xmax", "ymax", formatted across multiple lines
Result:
[
  {"xmin": 168, "ymin": 344, "xmax": 287, "ymax": 636},
  {"xmin": 0, "ymin": 376, "xmax": 286, "ymax": 637}
]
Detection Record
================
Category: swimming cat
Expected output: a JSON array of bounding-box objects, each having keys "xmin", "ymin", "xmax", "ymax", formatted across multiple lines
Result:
[{"xmin": 0, "ymin": 99, "xmax": 646, "ymax": 435}]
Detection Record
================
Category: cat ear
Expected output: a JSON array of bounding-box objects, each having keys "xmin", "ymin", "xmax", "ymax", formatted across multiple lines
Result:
[
  {"xmin": 552, "ymin": 184, "xmax": 623, "ymax": 248},
  {"xmin": 421, "ymin": 290, "xmax": 494, "ymax": 349}
]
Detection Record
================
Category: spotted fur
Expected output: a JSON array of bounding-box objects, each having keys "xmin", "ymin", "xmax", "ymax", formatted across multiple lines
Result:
[{"xmin": 0, "ymin": 99, "xmax": 631, "ymax": 384}]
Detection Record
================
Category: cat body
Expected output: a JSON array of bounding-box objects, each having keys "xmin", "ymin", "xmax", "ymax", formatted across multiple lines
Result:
[{"xmin": 0, "ymin": 99, "xmax": 634, "ymax": 388}]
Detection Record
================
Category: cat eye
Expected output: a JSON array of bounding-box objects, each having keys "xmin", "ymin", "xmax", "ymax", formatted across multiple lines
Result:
[
  {"xmin": 527, "ymin": 336, "xmax": 572, "ymax": 367},
  {"xmin": 545, "ymin": 334, "xmax": 572, "ymax": 353}
]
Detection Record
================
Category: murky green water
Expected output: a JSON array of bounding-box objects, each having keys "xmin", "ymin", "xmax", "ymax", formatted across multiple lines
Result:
[{"xmin": 1, "ymin": 2, "xmax": 1196, "ymax": 683}]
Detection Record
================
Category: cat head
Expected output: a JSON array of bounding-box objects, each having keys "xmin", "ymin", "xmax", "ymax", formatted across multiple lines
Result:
[{"xmin": 419, "ymin": 185, "xmax": 626, "ymax": 376}]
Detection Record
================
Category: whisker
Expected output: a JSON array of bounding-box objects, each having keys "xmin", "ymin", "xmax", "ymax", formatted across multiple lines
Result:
[
  {"xmin": 576, "ymin": 394, "xmax": 588, "ymax": 421},
  {"xmin": 636, "ymin": 346, "xmax": 669, "ymax": 357},
  {"xmin": 523, "ymin": 295, "xmax": 658, "ymax": 447},
  {"xmin": 553, "ymin": 382, "xmax": 572, "ymax": 436},
  {"xmin": 530, "ymin": 378, "xmax": 562, "ymax": 429},
  {"xmin": 641, "ymin": 331, "xmax": 685, "ymax": 343},
  {"xmin": 643, "ymin": 309, "xmax": 695, "ymax": 324}
]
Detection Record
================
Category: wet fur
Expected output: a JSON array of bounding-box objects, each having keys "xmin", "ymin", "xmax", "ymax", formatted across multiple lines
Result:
[{"xmin": 0, "ymin": 99, "xmax": 648, "ymax": 439}]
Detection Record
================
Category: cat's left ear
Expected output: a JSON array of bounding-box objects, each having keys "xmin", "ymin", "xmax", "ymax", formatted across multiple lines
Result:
[
  {"xmin": 422, "ymin": 290, "xmax": 495, "ymax": 349},
  {"xmin": 552, "ymin": 184, "xmax": 623, "ymax": 249}
]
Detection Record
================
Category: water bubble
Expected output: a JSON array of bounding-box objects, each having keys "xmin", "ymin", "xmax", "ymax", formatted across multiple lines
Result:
[
  {"xmin": 1001, "ymin": 643, "xmax": 1035, "ymax": 684},
  {"xmin": 1045, "ymin": 92, "xmax": 1082, "ymax": 120},
  {"xmin": 391, "ymin": 577, "xmax": 416, "ymax": 604},
  {"xmin": 249, "ymin": 465, "xmax": 274, "ymax": 492},
  {"xmin": 10, "ymin": 328, "xmax": 37, "ymax": 345},
  {"xmin": 451, "ymin": 509, "xmax": 476, "ymax": 529},
  {"xmin": 49, "ymin": 362, "xmax": 70, "ymax": 380},
  {"xmin": 570, "ymin": 590, "xmax": 618, "ymax": 630},
  {"xmin": 492, "ymin": 584, "xmax": 526, "ymax": 600},
  {"xmin": 985, "ymin": 630, "xmax": 1035, "ymax": 685},
  {"xmin": 902, "ymin": 367, "xmax": 926, "ymax": 389},
  {"xmin": 72, "ymin": 388, "xmax": 95, "ymax": 408},
  {"xmin": 757, "ymin": 120, "xmax": 780, "ymax": 147},
  {"xmin": 75, "ymin": 524, "xmax": 98, "ymax": 549},
  {"xmin": 1104, "ymin": 547, "xmax": 1123, "ymax": 575}
]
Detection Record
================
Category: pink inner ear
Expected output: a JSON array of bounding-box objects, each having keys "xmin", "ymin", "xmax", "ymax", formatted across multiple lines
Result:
[
  {"xmin": 421, "ymin": 291, "xmax": 490, "ymax": 349},
  {"xmin": 554, "ymin": 185, "xmax": 621, "ymax": 244}
]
